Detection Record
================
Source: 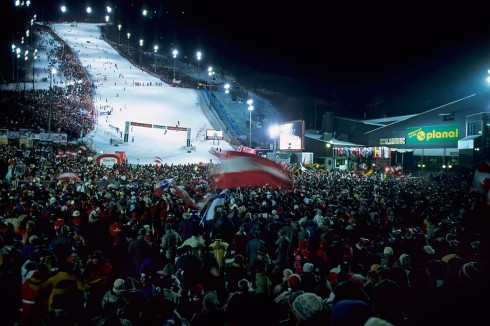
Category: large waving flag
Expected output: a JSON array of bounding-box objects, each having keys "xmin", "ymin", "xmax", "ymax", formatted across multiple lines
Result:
[
  {"xmin": 213, "ymin": 151, "xmax": 293, "ymax": 189},
  {"xmin": 173, "ymin": 185, "xmax": 197, "ymax": 209},
  {"xmin": 472, "ymin": 161, "xmax": 490, "ymax": 208},
  {"xmin": 65, "ymin": 150, "xmax": 78, "ymax": 157},
  {"xmin": 200, "ymin": 189, "xmax": 229, "ymax": 225}
]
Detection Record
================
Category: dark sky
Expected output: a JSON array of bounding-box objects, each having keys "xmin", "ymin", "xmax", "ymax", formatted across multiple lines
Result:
[{"xmin": 3, "ymin": 1, "xmax": 490, "ymax": 119}]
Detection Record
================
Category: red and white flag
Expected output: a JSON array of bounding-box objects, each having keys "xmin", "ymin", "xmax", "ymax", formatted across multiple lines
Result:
[
  {"xmin": 58, "ymin": 171, "xmax": 80, "ymax": 180},
  {"xmin": 472, "ymin": 160, "xmax": 490, "ymax": 194},
  {"xmin": 213, "ymin": 151, "xmax": 293, "ymax": 189},
  {"xmin": 65, "ymin": 150, "xmax": 77, "ymax": 157},
  {"xmin": 172, "ymin": 185, "xmax": 197, "ymax": 209},
  {"xmin": 383, "ymin": 165, "xmax": 394, "ymax": 175},
  {"xmin": 393, "ymin": 164, "xmax": 403, "ymax": 176}
]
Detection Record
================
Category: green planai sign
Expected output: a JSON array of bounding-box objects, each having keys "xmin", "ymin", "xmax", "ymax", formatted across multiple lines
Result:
[{"xmin": 406, "ymin": 124, "xmax": 460, "ymax": 144}]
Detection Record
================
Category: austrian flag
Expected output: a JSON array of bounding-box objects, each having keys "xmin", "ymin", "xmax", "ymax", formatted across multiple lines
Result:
[
  {"xmin": 213, "ymin": 151, "xmax": 293, "ymax": 189},
  {"xmin": 57, "ymin": 171, "xmax": 80, "ymax": 180}
]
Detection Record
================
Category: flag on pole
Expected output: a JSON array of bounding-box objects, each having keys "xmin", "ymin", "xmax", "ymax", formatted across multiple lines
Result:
[
  {"xmin": 393, "ymin": 164, "xmax": 403, "ymax": 176},
  {"xmin": 213, "ymin": 151, "xmax": 293, "ymax": 189},
  {"xmin": 154, "ymin": 178, "xmax": 174, "ymax": 196},
  {"xmin": 363, "ymin": 168, "xmax": 374, "ymax": 177},
  {"xmin": 56, "ymin": 150, "xmax": 67, "ymax": 159},
  {"xmin": 200, "ymin": 189, "xmax": 229, "ymax": 226},
  {"xmin": 57, "ymin": 171, "xmax": 80, "ymax": 180},
  {"xmin": 383, "ymin": 165, "xmax": 394, "ymax": 175},
  {"xmin": 472, "ymin": 161, "xmax": 490, "ymax": 208},
  {"xmin": 472, "ymin": 160, "xmax": 490, "ymax": 194}
]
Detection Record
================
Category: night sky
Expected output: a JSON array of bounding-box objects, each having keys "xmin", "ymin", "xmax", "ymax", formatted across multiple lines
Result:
[{"xmin": 3, "ymin": 1, "xmax": 490, "ymax": 120}]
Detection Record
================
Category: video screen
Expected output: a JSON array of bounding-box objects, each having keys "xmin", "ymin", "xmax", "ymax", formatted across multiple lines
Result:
[
  {"xmin": 206, "ymin": 129, "xmax": 223, "ymax": 140},
  {"xmin": 278, "ymin": 120, "xmax": 304, "ymax": 151}
]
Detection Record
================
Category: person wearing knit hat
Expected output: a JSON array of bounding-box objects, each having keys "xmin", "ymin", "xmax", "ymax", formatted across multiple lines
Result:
[
  {"xmin": 275, "ymin": 273, "xmax": 304, "ymax": 317},
  {"xmin": 273, "ymin": 268, "xmax": 294, "ymax": 297},
  {"xmin": 458, "ymin": 261, "xmax": 483, "ymax": 287},
  {"xmin": 383, "ymin": 247, "xmax": 393, "ymax": 256},
  {"xmin": 292, "ymin": 292, "xmax": 326, "ymax": 322},
  {"xmin": 303, "ymin": 262, "xmax": 315, "ymax": 274},
  {"xmin": 331, "ymin": 299, "xmax": 373, "ymax": 326},
  {"xmin": 364, "ymin": 316, "xmax": 395, "ymax": 326},
  {"xmin": 301, "ymin": 263, "xmax": 317, "ymax": 293},
  {"xmin": 288, "ymin": 273, "xmax": 302, "ymax": 290},
  {"xmin": 112, "ymin": 278, "xmax": 125, "ymax": 292},
  {"xmin": 423, "ymin": 245, "xmax": 435, "ymax": 255},
  {"xmin": 191, "ymin": 291, "xmax": 221, "ymax": 325},
  {"xmin": 191, "ymin": 284, "xmax": 205, "ymax": 299},
  {"xmin": 380, "ymin": 247, "xmax": 395, "ymax": 268},
  {"xmin": 398, "ymin": 253, "xmax": 411, "ymax": 275},
  {"xmin": 21, "ymin": 268, "xmax": 48, "ymax": 325}
]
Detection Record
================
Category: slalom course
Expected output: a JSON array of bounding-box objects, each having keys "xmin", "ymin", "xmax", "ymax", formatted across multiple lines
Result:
[{"xmin": 51, "ymin": 23, "xmax": 234, "ymax": 165}]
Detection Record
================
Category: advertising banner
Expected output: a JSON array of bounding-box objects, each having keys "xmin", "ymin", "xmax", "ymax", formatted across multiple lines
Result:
[
  {"xmin": 406, "ymin": 124, "xmax": 459, "ymax": 144},
  {"xmin": 0, "ymin": 129, "xmax": 8, "ymax": 145}
]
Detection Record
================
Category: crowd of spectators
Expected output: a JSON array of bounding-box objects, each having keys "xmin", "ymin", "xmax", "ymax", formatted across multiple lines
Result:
[
  {"xmin": 0, "ymin": 138, "xmax": 489, "ymax": 326},
  {"xmin": 0, "ymin": 23, "xmax": 489, "ymax": 326},
  {"xmin": 1, "ymin": 25, "xmax": 96, "ymax": 140}
]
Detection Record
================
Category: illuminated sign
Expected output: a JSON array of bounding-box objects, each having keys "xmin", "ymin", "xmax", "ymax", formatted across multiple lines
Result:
[
  {"xmin": 406, "ymin": 125, "xmax": 459, "ymax": 144},
  {"xmin": 278, "ymin": 120, "xmax": 305, "ymax": 151},
  {"xmin": 380, "ymin": 138, "xmax": 406, "ymax": 145}
]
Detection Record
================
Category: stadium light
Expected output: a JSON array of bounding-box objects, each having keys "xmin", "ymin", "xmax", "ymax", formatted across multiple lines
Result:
[
  {"xmin": 248, "ymin": 103, "xmax": 254, "ymax": 147},
  {"xmin": 60, "ymin": 5, "xmax": 66, "ymax": 22},
  {"xmin": 11, "ymin": 44, "xmax": 16, "ymax": 82},
  {"xmin": 154, "ymin": 45, "xmax": 158, "ymax": 72},
  {"xmin": 172, "ymin": 49, "xmax": 178, "ymax": 81},
  {"xmin": 139, "ymin": 39, "xmax": 144, "ymax": 66},
  {"xmin": 86, "ymin": 6, "xmax": 91, "ymax": 23},
  {"xmin": 196, "ymin": 51, "xmax": 202, "ymax": 86}
]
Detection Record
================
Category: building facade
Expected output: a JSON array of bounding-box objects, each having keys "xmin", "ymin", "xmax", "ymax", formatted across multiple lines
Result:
[{"xmin": 305, "ymin": 92, "xmax": 490, "ymax": 172}]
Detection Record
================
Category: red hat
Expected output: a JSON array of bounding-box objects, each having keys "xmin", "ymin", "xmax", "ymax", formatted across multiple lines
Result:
[
  {"xmin": 288, "ymin": 274, "xmax": 302, "ymax": 288},
  {"xmin": 192, "ymin": 284, "xmax": 204, "ymax": 297},
  {"xmin": 54, "ymin": 218, "xmax": 65, "ymax": 230}
]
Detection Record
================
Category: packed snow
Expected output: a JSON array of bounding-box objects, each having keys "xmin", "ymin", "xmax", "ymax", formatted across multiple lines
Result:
[{"xmin": 36, "ymin": 23, "xmax": 235, "ymax": 165}]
